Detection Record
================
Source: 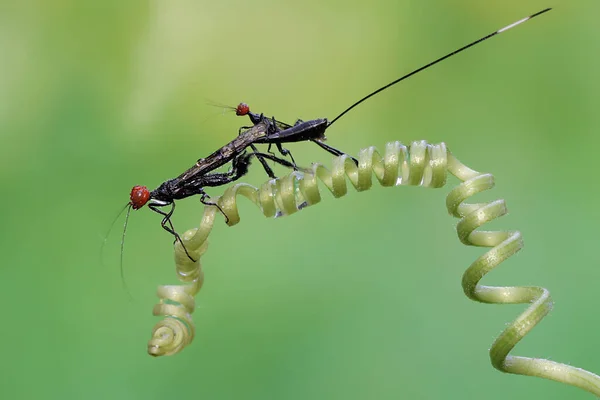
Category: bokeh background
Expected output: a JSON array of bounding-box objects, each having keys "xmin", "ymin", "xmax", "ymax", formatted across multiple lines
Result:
[{"xmin": 1, "ymin": 0, "xmax": 598, "ymax": 398}]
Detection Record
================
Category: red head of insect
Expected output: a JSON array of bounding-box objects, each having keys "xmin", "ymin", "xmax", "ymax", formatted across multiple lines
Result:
[
  {"xmin": 235, "ymin": 103, "xmax": 250, "ymax": 116},
  {"xmin": 130, "ymin": 185, "xmax": 150, "ymax": 210}
]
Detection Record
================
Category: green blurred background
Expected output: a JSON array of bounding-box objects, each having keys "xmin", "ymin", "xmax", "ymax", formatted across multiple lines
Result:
[{"xmin": 1, "ymin": 0, "xmax": 598, "ymax": 398}]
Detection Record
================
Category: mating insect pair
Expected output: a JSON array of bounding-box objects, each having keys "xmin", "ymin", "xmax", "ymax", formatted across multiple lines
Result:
[{"xmin": 125, "ymin": 8, "xmax": 551, "ymax": 261}]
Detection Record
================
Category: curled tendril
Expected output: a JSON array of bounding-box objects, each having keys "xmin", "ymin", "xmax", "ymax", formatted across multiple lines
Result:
[
  {"xmin": 148, "ymin": 140, "xmax": 446, "ymax": 356},
  {"xmin": 147, "ymin": 141, "xmax": 600, "ymax": 396},
  {"xmin": 445, "ymin": 155, "xmax": 600, "ymax": 395},
  {"xmin": 147, "ymin": 237, "xmax": 208, "ymax": 356}
]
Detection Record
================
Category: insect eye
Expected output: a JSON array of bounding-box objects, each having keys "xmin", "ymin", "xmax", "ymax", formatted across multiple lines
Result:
[
  {"xmin": 130, "ymin": 185, "xmax": 150, "ymax": 210},
  {"xmin": 236, "ymin": 103, "xmax": 250, "ymax": 116}
]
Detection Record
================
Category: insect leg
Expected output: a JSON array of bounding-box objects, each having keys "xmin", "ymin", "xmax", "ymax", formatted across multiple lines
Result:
[
  {"xmin": 311, "ymin": 139, "xmax": 358, "ymax": 165},
  {"xmin": 199, "ymin": 190, "xmax": 230, "ymax": 224},
  {"xmin": 270, "ymin": 116, "xmax": 280, "ymax": 132},
  {"xmin": 274, "ymin": 143, "xmax": 297, "ymax": 169},
  {"xmin": 238, "ymin": 125, "xmax": 253, "ymax": 135},
  {"xmin": 148, "ymin": 202, "xmax": 196, "ymax": 262},
  {"xmin": 250, "ymin": 143, "xmax": 276, "ymax": 179},
  {"xmin": 251, "ymin": 152, "xmax": 309, "ymax": 172},
  {"xmin": 260, "ymin": 116, "xmax": 298, "ymax": 168}
]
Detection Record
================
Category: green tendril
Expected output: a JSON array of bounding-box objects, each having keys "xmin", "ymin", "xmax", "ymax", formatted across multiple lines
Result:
[
  {"xmin": 147, "ymin": 140, "xmax": 600, "ymax": 396},
  {"xmin": 445, "ymin": 154, "xmax": 600, "ymax": 395}
]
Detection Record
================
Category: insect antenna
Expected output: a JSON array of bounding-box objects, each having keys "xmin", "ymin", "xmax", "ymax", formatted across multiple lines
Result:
[
  {"xmin": 201, "ymin": 99, "xmax": 240, "ymax": 125},
  {"xmin": 327, "ymin": 8, "xmax": 552, "ymax": 127},
  {"xmin": 205, "ymin": 99, "xmax": 238, "ymax": 114},
  {"xmin": 100, "ymin": 202, "xmax": 134, "ymax": 300},
  {"xmin": 120, "ymin": 204, "xmax": 134, "ymax": 300},
  {"xmin": 100, "ymin": 203, "xmax": 130, "ymax": 264}
]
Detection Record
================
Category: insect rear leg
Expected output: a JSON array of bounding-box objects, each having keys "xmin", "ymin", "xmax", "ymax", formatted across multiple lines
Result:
[
  {"xmin": 311, "ymin": 139, "xmax": 358, "ymax": 165},
  {"xmin": 251, "ymin": 152, "xmax": 307, "ymax": 172}
]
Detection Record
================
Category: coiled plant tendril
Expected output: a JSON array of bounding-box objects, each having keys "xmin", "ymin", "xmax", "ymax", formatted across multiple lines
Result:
[{"xmin": 147, "ymin": 141, "xmax": 600, "ymax": 396}]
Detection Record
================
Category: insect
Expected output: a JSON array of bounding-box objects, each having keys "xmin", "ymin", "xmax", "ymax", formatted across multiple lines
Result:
[
  {"xmin": 125, "ymin": 7, "xmax": 551, "ymax": 261},
  {"xmin": 231, "ymin": 8, "xmax": 551, "ymax": 167},
  {"xmin": 127, "ymin": 120, "xmax": 302, "ymax": 261}
]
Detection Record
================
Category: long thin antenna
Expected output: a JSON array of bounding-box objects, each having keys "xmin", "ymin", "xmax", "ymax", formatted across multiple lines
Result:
[
  {"xmin": 99, "ymin": 202, "xmax": 134, "ymax": 300},
  {"xmin": 327, "ymin": 8, "xmax": 551, "ymax": 127},
  {"xmin": 100, "ymin": 202, "xmax": 130, "ymax": 265},
  {"xmin": 121, "ymin": 205, "xmax": 134, "ymax": 300}
]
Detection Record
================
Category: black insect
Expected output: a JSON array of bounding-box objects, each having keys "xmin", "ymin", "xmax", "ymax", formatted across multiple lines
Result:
[{"xmin": 128, "ymin": 121, "xmax": 301, "ymax": 261}]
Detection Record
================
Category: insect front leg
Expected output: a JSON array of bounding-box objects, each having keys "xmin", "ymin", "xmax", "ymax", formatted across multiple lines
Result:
[
  {"xmin": 238, "ymin": 125, "xmax": 253, "ymax": 135},
  {"xmin": 262, "ymin": 118, "xmax": 298, "ymax": 169},
  {"xmin": 270, "ymin": 116, "xmax": 281, "ymax": 133},
  {"xmin": 148, "ymin": 201, "xmax": 196, "ymax": 262}
]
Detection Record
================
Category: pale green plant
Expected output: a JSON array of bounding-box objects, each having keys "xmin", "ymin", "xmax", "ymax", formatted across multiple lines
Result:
[{"xmin": 146, "ymin": 140, "xmax": 600, "ymax": 396}]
